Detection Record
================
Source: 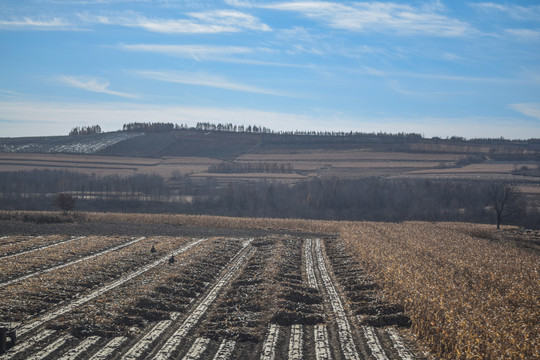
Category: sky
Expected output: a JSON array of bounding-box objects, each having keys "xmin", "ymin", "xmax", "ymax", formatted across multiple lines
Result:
[{"xmin": 1, "ymin": 0, "xmax": 539, "ymax": 139}]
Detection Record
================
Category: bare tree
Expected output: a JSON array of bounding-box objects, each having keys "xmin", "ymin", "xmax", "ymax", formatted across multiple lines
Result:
[
  {"xmin": 488, "ymin": 184, "xmax": 516, "ymax": 230},
  {"xmin": 53, "ymin": 193, "xmax": 76, "ymax": 215}
]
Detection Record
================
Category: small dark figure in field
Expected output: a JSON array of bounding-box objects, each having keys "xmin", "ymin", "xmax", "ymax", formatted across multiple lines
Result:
[
  {"xmin": 151, "ymin": 245, "xmax": 156, "ymax": 253},
  {"xmin": 169, "ymin": 255, "xmax": 175, "ymax": 265}
]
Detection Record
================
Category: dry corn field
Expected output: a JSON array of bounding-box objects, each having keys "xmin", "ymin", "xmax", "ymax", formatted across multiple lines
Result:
[{"xmin": 0, "ymin": 214, "xmax": 538, "ymax": 359}]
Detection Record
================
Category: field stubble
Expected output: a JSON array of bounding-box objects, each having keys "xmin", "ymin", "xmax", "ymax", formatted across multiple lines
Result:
[{"xmin": 0, "ymin": 213, "xmax": 537, "ymax": 359}]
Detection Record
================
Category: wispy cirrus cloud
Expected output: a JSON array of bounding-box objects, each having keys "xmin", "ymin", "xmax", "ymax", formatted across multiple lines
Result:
[
  {"xmin": 505, "ymin": 28, "xmax": 540, "ymax": 41},
  {"xmin": 357, "ymin": 66, "xmax": 528, "ymax": 85},
  {"xmin": 119, "ymin": 44, "xmax": 254, "ymax": 61},
  {"xmin": 509, "ymin": 103, "xmax": 540, "ymax": 121},
  {"xmin": 0, "ymin": 17, "xmax": 74, "ymax": 30},
  {"xmin": 57, "ymin": 75, "xmax": 138, "ymax": 98},
  {"xmin": 135, "ymin": 70, "xmax": 292, "ymax": 96},
  {"xmin": 252, "ymin": 1, "xmax": 473, "ymax": 37},
  {"xmin": 119, "ymin": 43, "xmax": 309, "ymax": 68},
  {"xmin": 472, "ymin": 3, "xmax": 540, "ymax": 21},
  {"xmin": 79, "ymin": 9, "xmax": 270, "ymax": 33}
]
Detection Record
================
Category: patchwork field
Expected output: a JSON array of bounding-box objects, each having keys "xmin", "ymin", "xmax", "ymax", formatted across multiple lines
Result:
[
  {"xmin": 1, "ymin": 149, "xmax": 537, "ymax": 183},
  {"xmin": 0, "ymin": 213, "xmax": 538, "ymax": 360}
]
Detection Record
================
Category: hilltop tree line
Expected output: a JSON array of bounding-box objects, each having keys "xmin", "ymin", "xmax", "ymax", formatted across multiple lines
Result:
[
  {"xmin": 0, "ymin": 169, "xmax": 536, "ymax": 228},
  {"xmin": 117, "ymin": 121, "xmax": 423, "ymax": 139},
  {"xmin": 69, "ymin": 122, "xmax": 538, "ymax": 154},
  {"xmin": 122, "ymin": 122, "xmax": 179, "ymax": 132},
  {"xmin": 69, "ymin": 125, "xmax": 102, "ymax": 136}
]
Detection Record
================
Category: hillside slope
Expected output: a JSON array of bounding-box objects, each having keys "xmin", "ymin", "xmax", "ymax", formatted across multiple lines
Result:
[
  {"xmin": 98, "ymin": 130, "xmax": 261, "ymax": 159},
  {"xmin": 1, "ymin": 130, "xmax": 539, "ymax": 161}
]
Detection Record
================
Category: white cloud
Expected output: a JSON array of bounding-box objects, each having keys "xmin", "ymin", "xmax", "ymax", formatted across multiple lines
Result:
[
  {"xmin": 81, "ymin": 9, "xmax": 270, "ymax": 33},
  {"xmin": 505, "ymin": 28, "xmax": 540, "ymax": 41},
  {"xmin": 0, "ymin": 17, "xmax": 74, "ymax": 30},
  {"xmin": 188, "ymin": 10, "xmax": 271, "ymax": 31},
  {"xmin": 260, "ymin": 1, "xmax": 472, "ymax": 37},
  {"xmin": 224, "ymin": 0, "xmax": 254, "ymax": 7},
  {"xmin": 509, "ymin": 103, "xmax": 540, "ymax": 121},
  {"xmin": 135, "ymin": 70, "xmax": 290, "ymax": 96},
  {"xmin": 57, "ymin": 75, "xmax": 138, "ymax": 98},
  {"xmin": 472, "ymin": 3, "xmax": 540, "ymax": 21},
  {"xmin": 119, "ymin": 44, "xmax": 253, "ymax": 60}
]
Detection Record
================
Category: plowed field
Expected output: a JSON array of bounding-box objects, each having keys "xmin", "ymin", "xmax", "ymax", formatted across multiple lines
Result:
[{"xmin": 0, "ymin": 233, "xmax": 427, "ymax": 360}]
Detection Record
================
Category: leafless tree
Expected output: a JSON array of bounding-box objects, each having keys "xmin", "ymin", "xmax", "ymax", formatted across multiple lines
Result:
[
  {"xmin": 52, "ymin": 193, "xmax": 76, "ymax": 215},
  {"xmin": 488, "ymin": 184, "xmax": 516, "ymax": 230}
]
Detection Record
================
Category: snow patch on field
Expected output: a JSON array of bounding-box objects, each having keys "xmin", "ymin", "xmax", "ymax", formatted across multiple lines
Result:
[{"xmin": 0, "ymin": 132, "xmax": 142, "ymax": 154}]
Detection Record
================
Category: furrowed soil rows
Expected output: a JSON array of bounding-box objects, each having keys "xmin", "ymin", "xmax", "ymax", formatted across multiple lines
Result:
[
  {"xmin": 0, "ymin": 237, "xmax": 198, "ymax": 323},
  {"xmin": 0, "ymin": 235, "xmax": 145, "ymax": 286},
  {"xmin": 1, "ymin": 234, "xmax": 430, "ymax": 359},
  {"xmin": 0, "ymin": 238, "xmax": 206, "ymax": 359},
  {"xmin": 149, "ymin": 239, "xmax": 253, "ymax": 359},
  {"xmin": 0, "ymin": 235, "xmax": 85, "ymax": 259},
  {"xmin": 324, "ymin": 237, "xmax": 427, "ymax": 360},
  {"xmin": 312, "ymin": 238, "xmax": 362, "ymax": 360}
]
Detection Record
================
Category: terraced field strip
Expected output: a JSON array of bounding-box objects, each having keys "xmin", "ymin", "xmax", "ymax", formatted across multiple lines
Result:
[
  {"xmin": 0, "ymin": 329, "xmax": 56, "ymax": 360},
  {"xmin": 313, "ymin": 238, "xmax": 361, "ymax": 360},
  {"xmin": 314, "ymin": 325, "xmax": 332, "ymax": 360},
  {"xmin": 17, "ymin": 238, "xmax": 206, "ymax": 337},
  {"xmin": 212, "ymin": 339, "xmax": 236, "ymax": 360},
  {"xmin": 0, "ymin": 236, "xmax": 85, "ymax": 260},
  {"xmin": 386, "ymin": 328, "xmax": 415, "ymax": 360},
  {"xmin": 182, "ymin": 337, "xmax": 211, "ymax": 360},
  {"xmin": 362, "ymin": 326, "xmax": 389, "ymax": 360},
  {"xmin": 260, "ymin": 324, "xmax": 280, "ymax": 360},
  {"xmin": 57, "ymin": 335, "xmax": 101, "ymax": 360},
  {"xmin": 150, "ymin": 240, "xmax": 254, "ymax": 360},
  {"xmin": 0, "ymin": 236, "xmax": 146, "ymax": 288},
  {"xmin": 304, "ymin": 238, "xmax": 318, "ymax": 289},
  {"xmin": 88, "ymin": 337, "xmax": 128, "ymax": 360},
  {"xmin": 288, "ymin": 324, "xmax": 303, "ymax": 360}
]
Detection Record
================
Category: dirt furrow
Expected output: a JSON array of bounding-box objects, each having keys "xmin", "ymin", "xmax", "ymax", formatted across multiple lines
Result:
[
  {"xmin": 26, "ymin": 334, "xmax": 72, "ymax": 360},
  {"xmin": 0, "ymin": 329, "xmax": 56, "ymax": 360},
  {"xmin": 16, "ymin": 238, "xmax": 205, "ymax": 338},
  {"xmin": 87, "ymin": 337, "xmax": 128, "ymax": 360},
  {"xmin": 325, "ymin": 237, "xmax": 422, "ymax": 360},
  {"xmin": 288, "ymin": 324, "xmax": 303, "ymax": 360},
  {"xmin": 260, "ymin": 324, "xmax": 280, "ymax": 360},
  {"xmin": 150, "ymin": 240, "xmax": 253, "ymax": 360},
  {"xmin": 313, "ymin": 238, "xmax": 361, "ymax": 360},
  {"xmin": 304, "ymin": 238, "xmax": 318, "ymax": 289},
  {"xmin": 0, "ymin": 237, "xmax": 146, "ymax": 288},
  {"xmin": 314, "ymin": 324, "xmax": 332, "ymax": 360},
  {"xmin": 212, "ymin": 339, "xmax": 236, "ymax": 360},
  {"xmin": 362, "ymin": 326, "xmax": 389, "ymax": 360},
  {"xmin": 121, "ymin": 320, "xmax": 174, "ymax": 360},
  {"xmin": 57, "ymin": 335, "xmax": 101, "ymax": 360},
  {"xmin": 0, "ymin": 236, "xmax": 85, "ymax": 260},
  {"xmin": 182, "ymin": 337, "xmax": 211, "ymax": 360},
  {"xmin": 386, "ymin": 329, "xmax": 415, "ymax": 360}
]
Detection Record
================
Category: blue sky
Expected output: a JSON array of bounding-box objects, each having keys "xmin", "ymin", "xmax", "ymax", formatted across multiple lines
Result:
[{"xmin": 1, "ymin": 0, "xmax": 539, "ymax": 139}]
